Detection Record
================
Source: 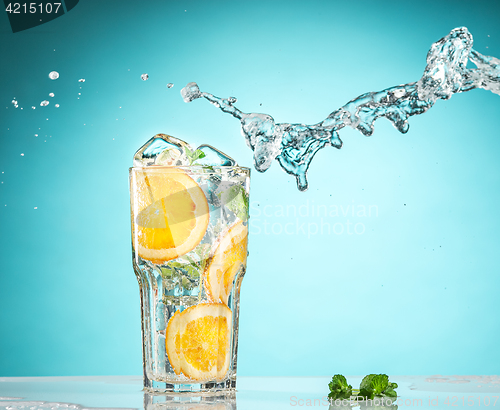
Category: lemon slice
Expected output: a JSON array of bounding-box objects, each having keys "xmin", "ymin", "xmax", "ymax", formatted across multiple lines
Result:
[
  {"xmin": 166, "ymin": 303, "xmax": 232, "ymax": 381},
  {"xmin": 205, "ymin": 221, "xmax": 248, "ymax": 304},
  {"xmin": 132, "ymin": 168, "xmax": 209, "ymax": 263}
]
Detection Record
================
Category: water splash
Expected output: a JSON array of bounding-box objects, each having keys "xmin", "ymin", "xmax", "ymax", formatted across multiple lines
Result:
[{"xmin": 181, "ymin": 27, "xmax": 500, "ymax": 191}]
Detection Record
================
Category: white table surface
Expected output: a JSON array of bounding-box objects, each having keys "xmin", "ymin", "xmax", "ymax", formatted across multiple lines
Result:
[{"xmin": 0, "ymin": 375, "xmax": 499, "ymax": 409}]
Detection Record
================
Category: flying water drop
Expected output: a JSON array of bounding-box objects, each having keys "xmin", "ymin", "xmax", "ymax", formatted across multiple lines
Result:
[
  {"xmin": 167, "ymin": 83, "xmax": 174, "ymax": 88},
  {"xmin": 141, "ymin": 73, "xmax": 149, "ymax": 81},
  {"xmin": 40, "ymin": 100, "xmax": 49, "ymax": 107},
  {"xmin": 49, "ymin": 71, "xmax": 59, "ymax": 80}
]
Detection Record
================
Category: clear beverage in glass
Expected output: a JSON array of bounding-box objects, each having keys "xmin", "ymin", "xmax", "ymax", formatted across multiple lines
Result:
[{"xmin": 129, "ymin": 164, "xmax": 250, "ymax": 393}]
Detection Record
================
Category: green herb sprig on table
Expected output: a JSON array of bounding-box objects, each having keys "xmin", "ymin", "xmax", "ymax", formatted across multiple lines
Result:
[
  {"xmin": 358, "ymin": 374, "xmax": 398, "ymax": 400},
  {"xmin": 327, "ymin": 374, "xmax": 398, "ymax": 401},
  {"xmin": 328, "ymin": 374, "xmax": 353, "ymax": 400}
]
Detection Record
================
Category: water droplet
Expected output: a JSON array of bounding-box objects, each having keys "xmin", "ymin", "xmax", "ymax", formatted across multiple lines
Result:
[
  {"xmin": 49, "ymin": 71, "xmax": 59, "ymax": 80},
  {"xmin": 55, "ymin": 104, "xmax": 60, "ymax": 108},
  {"xmin": 34, "ymin": 207, "xmax": 37, "ymax": 209},
  {"xmin": 35, "ymin": 134, "xmax": 38, "ymax": 137},
  {"xmin": 49, "ymin": 93, "xmax": 55, "ymax": 97},
  {"xmin": 31, "ymin": 106, "xmax": 36, "ymax": 110},
  {"xmin": 40, "ymin": 100, "xmax": 49, "ymax": 107},
  {"xmin": 141, "ymin": 73, "xmax": 149, "ymax": 81},
  {"xmin": 393, "ymin": 89, "xmax": 405, "ymax": 98},
  {"xmin": 20, "ymin": 153, "xmax": 24, "ymax": 156},
  {"xmin": 228, "ymin": 96, "xmax": 237, "ymax": 104},
  {"xmin": 167, "ymin": 83, "xmax": 174, "ymax": 88},
  {"xmin": 78, "ymin": 93, "xmax": 81, "ymax": 95},
  {"xmin": 78, "ymin": 78, "xmax": 85, "ymax": 82}
]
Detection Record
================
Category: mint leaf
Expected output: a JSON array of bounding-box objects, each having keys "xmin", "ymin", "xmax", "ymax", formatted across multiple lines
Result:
[
  {"xmin": 359, "ymin": 374, "xmax": 376, "ymax": 399},
  {"xmin": 384, "ymin": 382, "xmax": 398, "ymax": 398},
  {"xmin": 184, "ymin": 146, "xmax": 206, "ymax": 165},
  {"xmin": 160, "ymin": 267, "xmax": 174, "ymax": 279},
  {"xmin": 372, "ymin": 374, "xmax": 389, "ymax": 396},
  {"xmin": 328, "ymin": 374, "xmax": 352, "ymax": 400},
  {"xmin": 217, "ymin": 185, "xmax": 249, "ymax": 222},
  {"xmin": 359, "ymin": 374, "xmax": 397, "ymax": 400}
]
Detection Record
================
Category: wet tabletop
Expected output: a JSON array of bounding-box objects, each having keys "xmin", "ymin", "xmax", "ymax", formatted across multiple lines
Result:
[{"xmin": 0, "ymin": 375, "xmax": 499, "ymax": 409}]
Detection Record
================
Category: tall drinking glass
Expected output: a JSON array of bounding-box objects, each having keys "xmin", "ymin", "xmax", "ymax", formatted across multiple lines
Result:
[{"xmin": 129, "ymin": 165, "xmax": 250, "ymax": 393}]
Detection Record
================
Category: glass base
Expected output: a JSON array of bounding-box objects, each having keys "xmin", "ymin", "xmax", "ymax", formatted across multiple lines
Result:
[
  {"xmin": 144, "ymin": 389, "xmax": 236, "ymax": 409},
  {"xmin": 144, "ymin": 376, "xmax": 236, "ymax": 393}
]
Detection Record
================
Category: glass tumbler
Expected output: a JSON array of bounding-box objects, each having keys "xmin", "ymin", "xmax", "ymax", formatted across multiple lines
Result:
[{"xmin": 129, "ymin": 165, "xmax": 250, "ymax": 393}]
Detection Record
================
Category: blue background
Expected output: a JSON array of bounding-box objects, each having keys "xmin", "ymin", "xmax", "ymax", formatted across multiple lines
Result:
[{"xmin": 1, "ymin": 0, "xmax": 499, "ymax": 377}]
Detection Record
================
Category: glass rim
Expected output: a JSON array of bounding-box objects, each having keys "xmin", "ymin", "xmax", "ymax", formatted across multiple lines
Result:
[{"xmin": 129, "ymin": 165, "xmax": 251, "ymax": 172}]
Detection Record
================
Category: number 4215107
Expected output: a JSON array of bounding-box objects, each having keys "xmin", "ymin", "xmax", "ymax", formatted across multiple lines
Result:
[{"xmin": 5, "ymin": 3, "xmax": 62, "ymax": 14}]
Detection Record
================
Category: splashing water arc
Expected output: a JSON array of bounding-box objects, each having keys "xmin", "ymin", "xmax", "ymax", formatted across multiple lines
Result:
[{"xmin": 181, "ymin": 27, "xmax": 500, "ymax": 191}]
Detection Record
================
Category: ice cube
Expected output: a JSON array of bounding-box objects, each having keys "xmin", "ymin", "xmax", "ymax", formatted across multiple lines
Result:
[
  {"xmin": 133, "ymin": 133, "xmax": 190, "ymax": 167},
  {"xmin": 194, "ymin": 144, "xmax": 237, "ymax": 166},
  {"xmin": 181, "ymin": 82, "xmax": 202, "ymax": 103}
]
